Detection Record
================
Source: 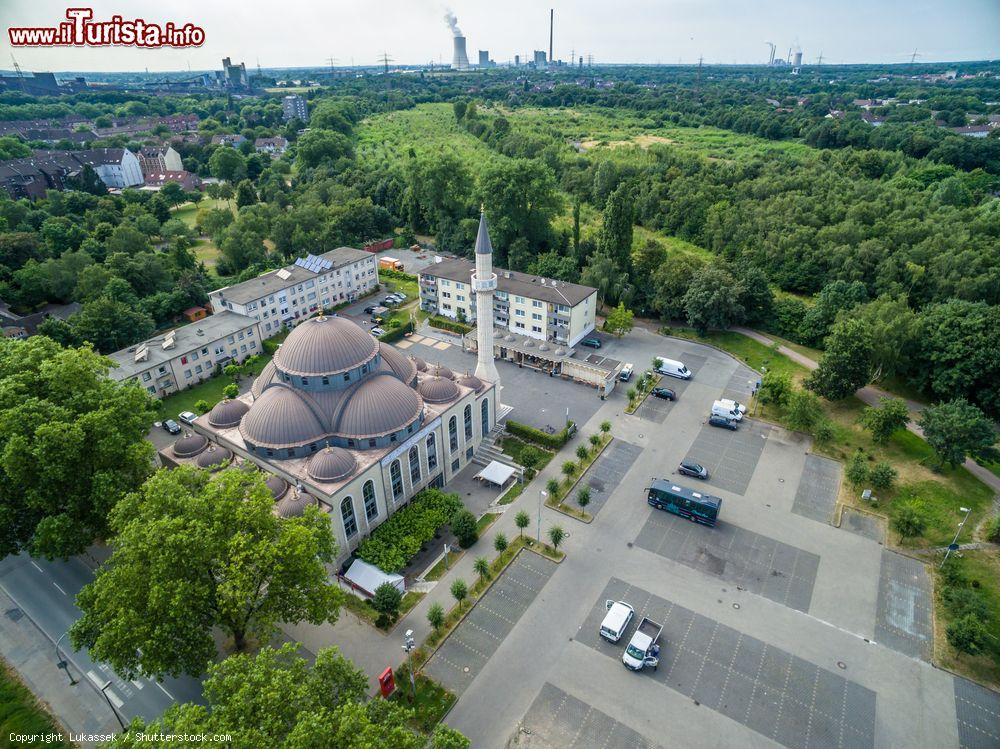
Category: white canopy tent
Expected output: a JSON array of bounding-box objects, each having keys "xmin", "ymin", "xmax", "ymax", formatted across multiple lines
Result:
[
  {"xmin": 342, "ymin": 558, "xmax": 405, "ymax": 597},
  {"xmin": 474, "ymin": 460, "xmax": 518, "ymax": 488}
]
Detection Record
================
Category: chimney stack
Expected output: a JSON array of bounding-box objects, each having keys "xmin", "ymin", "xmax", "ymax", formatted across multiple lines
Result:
[{"xmin": 549, "ymin": 9, "xmax": 554, "ymax": 66}]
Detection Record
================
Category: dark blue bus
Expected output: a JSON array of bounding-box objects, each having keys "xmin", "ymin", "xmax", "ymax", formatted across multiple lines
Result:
[{"xmin": 647, "ymin": 479, "xmax": 721, "ymax": 526}]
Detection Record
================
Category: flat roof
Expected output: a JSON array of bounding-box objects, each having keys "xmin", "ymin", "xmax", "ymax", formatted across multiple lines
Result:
[
  {"xmin": 211, "ymin": 247, "xmax": 374, "ymax": 305},
  {"xmin": 422, "ymin": 257, "xmax": 596, "ymax": 307},
  {"xmin": 107, "ymin": 310, "xmax": 257, "ymax": 381}
]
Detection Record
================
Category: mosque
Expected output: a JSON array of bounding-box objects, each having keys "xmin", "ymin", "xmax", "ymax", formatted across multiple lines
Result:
[{"xmin": 160, "ymin": 212, "xmax": 503, "ymax": 567}]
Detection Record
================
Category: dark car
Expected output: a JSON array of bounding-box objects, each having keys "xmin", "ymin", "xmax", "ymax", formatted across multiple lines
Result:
[
  {"xmin": 708, "ymin": 414, "xmax": 738, "ymax": 430},
  {"xmin": 651, "ymin": 387, "xmax": 676, "ymax": 401},
  {"xmin": 162, "ymin": 419, "xmax": 181, "ymax": 435},
  {"xmin": 678, "ymin": 461, "xmax": 709, "ymax": 479},
  {"xmin": 580, "ymin": 337, "xmax": 601, "ymax": 349},
  {"xmin": 363, "ymin": 305, "xmax": 377, "ymax": 314},
  {"xmin": 381, "ymin": 297, "xmax": 399, "ymax": 307}
]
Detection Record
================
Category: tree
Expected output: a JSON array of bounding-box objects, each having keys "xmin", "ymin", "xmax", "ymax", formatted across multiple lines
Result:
[
  {"xmin": 372, "ymin": 582, "xmax": 403, "ymax": 626},
  {"xmin": 194, "ymin": 399, "xmax": 211, "ymax": 414},
  {"xmin": 427, "ymin": 602, "xmax": 445, "ymax": 632},
  {"xmin": 451, "ymin": 508, "xmax": 478, "ymax": 549},
  {"xmin": 493, "ymin": 532, "xmax": 508, "ymax": 555},
  {"xmin": 735, "ymin": 266, "xmax": 774, "ymax": 324},
  {"xmin": 548, "ymin": 526, "xmax": 566, "ymax": 551},
  {"xmin": 475, "ymin": 159, "xmax": 560, "ymax": 265},
  {"xmin": 159, "ymin": 181, "xmax": 186, "ymax": 208},
  {"xmin": 515, "ymin": 511, "xmax": 530, "ymax": 538},
  {"xmin": 813, "ymin": 417, "xmax": 835, "ymax": 444},
  {"xmin": 473, "ymin": 556, "xmax": 490, "ymax": 583},
  {"xmin": 758, "ymin": 371, "xmax": 792, "ymax": 407},
  {"xmin": 947, "ymin": 615, "xmax": 988, "ymax": 655},
  {"xmin": 603, "ymin": 302, "xmax": 634, "ymax": 337},
  {"xmin": 546, "ymin": 478, "xmax": 560, "ymax": 496},
  {"xmin": 806, "ymin": 318, "xmax": 875, "ymax": 400},
  {"xmin": 520, "ymin": 450, "xmax": 539, "ymax": 478},
  {"xmin": 600, "ymin": 421, "xmax": 611, "ymax": 435},
  {"xmin": 784, "ymin": 389, "xmax": 821, "ymax": 431},
  {"xmin": 597, "ymin": 183, "xmax": 635, "ymax": 274},
  {"xmin": 235, "ymin": 180, "xmax": 258, "ymax": 208},
  {"xmin": 581, "ymin": 252, "xmax": 623, "ymax": 307},
  {"xmin": 69, "ymin": 296, "xmax": 155, "ymax": 354},
  {"xmin": 892, "ymin": 502, "xmax": 928, "ymax": 540},
  {"xmin": 845, "ymin": 451, "xmax": 870, "ymax": 487},
  {"xmin": 918, "ymin": 399, "xmax": 998, "ymax": 469},
  {"xmin": 71, "ymin": 467, "xmax": 342, "ymax": 678},
  {"xmin": 223, "ymin": 383, "xmax": 240, "ymax": 398},
  {"xmin": 860, "ymin": 397, "xmax": 911, "ymax": 444},
  {"xmin": 209, "ymin": 147, "xmax": 247, "ymax": 182},
  {"xmin": 683, "ymin": 266, "xmax": 744, "ymax": 335},
  {"xmin": 868, "ymin": 462, "xmax": 898, "ymax": 491},
  {"xmin": 561, "ymin": 461, "xmax": 577, "ymax": 478},
  {"xmin": 296, "ymin": 130, "xmax": 354, "ymax": 169},
  {"xmin": 0, "ymin": 338, "xmax": 155, "ymax": 559},
  {"xmin": 576, "ymin": 487, "xmax": 591, "ymax": 509},
  {"xmin": 576, "ymin": 444, "xmax": 589, "ymax": 461},
  {"xmin": 450, "ymin": 578, "xmax": 468, "ymax": 609},
  {"xmin": 850, "ymin": 295, "xmax": 919, "ymax": 380}
]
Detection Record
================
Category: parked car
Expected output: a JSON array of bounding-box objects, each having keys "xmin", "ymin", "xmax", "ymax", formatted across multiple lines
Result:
[
  {"xmin": 389, "ymin": 291, "xmax": 406, "ymax": 301},
  {"xmin": 381, "ymin": 297, "xmax": 399, "ymax": 307},
  {"xmin": 178, "ymin": 411, "xmax": 198, "ymax": 425},
  {"xmin": 162, "ymin": 419, "xmax": 181, "ymax": 435},
  {"xmin": 370, "ymin": 326, "xmax": 386, "ymax": 337},
  {"xmin": 370, "ymin": 315, "xmax": 384, "ymax": 324},
  {"xmin": 651, "ymin": 387, "xmax": 676, "ymax": 401},
  {"xmin": 654, "ymin": 357, "xmax": 692, "ymax": 380},
  {"xmin": 580, "ymin": 337, "xmax": 602, "ymax": 349},
  {"xmin": 363, "ymin": 305, "xmax": 377, "ymax": 314},
  {"xmin": 708, "ymin": 414, "xmax": 738, "ymax": 431},
  {"xmin": 678, "ymin": 461, "xmax": 709, "ymax": 479},
  {"xmin": 619, "ymin": 363, "xmax": 634, "ymax": 382}
]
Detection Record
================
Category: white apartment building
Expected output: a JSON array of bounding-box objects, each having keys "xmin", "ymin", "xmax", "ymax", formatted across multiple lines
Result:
[
  {"xmin": 419, "ymin": 258, "xmax": 598, "ymax": 347},
  {"xmin": 209, "ymin": 248, "xmax": 379, "ymax": 338},
  {"xmin": 107, "ymin": 311, "xmax": 262, "ymax": 398}
]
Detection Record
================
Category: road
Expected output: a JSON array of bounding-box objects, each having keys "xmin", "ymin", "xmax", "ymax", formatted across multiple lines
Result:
[{"xmin": 0, "ymin": 552, "xmax": 203, "ymax": 725}]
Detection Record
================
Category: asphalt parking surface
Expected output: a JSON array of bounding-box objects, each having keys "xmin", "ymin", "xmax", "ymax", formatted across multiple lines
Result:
[
  {"xmin": 953, "ymin": 677, "xmax": 1000, "ymax": 749},
  {"xmin": 517, "ymin": 682, "xmax": 662, "ymax": 749},
  {"xmin": 424, "ymin": 551, "xmax": 557, "ymax": 696},
  {"xmin": 579, "ymin": 440, "xmax": 643, "ymax": 516},
  {"xmin": 576, "ymin": 579, "xmax": 877, "ymax": 749},
  {"xmin": 839, "ymin": 508, "xmax": 884, "ymax": 542},
  {"xmin": 635, "ymin": 510, "xmax": 820, "ymax": 613},
  {"xmin": 874, "ymin": 550, "xmax": 932, "ymax": 660},
  {"xmin": 791, "ymin": 455, "xmax": 842, "ymax": 523},
  {"xmin": 684, "ymin": 418, "xmax": 770, "ymax": 496}
]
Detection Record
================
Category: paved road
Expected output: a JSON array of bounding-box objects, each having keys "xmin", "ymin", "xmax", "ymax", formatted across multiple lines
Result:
[{"xmin": 0, "ymin": 553, "xmax": 203, "ymax": 724}]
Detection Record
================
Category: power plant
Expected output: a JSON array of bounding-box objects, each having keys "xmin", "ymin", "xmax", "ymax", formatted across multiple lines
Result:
[{"xmin": 445, "ymin": 10, "xmax": 470, "ymax": 70}]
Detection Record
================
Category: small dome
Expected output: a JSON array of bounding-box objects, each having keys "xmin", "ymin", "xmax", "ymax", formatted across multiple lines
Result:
[
  {"xmin": 273, "ymin": 315, "xmax": 378, "ymax": 377},
  {"xmin": 458, "ymin": 373, "xmax": 484, "ymax": 392},
  {"xmin": 240, "ymin": 385, "xmax": 327, "ymax": 449},
  {"xmin": 208, "ymin": 398, "xmax": 249, "ymax": 428},
  {"xmin": 523, "ymin": 339, "xmax": 534, "ymax": 348},
  {"xmin": 428, "ymin": 363, "xmax": 453, "ymax": 380},
  {"xmin": 173, "ymin": 433, "xmax": 208, "ymax": 458},
  {"xmin": 276, "ymin": 491, "xmax": 317, "ymax": 518},
  {"xmin": 504, "ymin": 334, "xmax": 515, "ymax": 342},
  {"xmin": 554, "ymin": 348, "xmax": 566, "ymax": 356},
  {"xmin": 307, "ymin": 446, "xmax": 357, "ymax": 482},
  {"xmin": 335, "ymin": 374, "xmax": 422, "ymax": 439},
  {"xmin": 419, "ymin": 376, "xmax": 460, "ymax": 404},
  {"xmin": 410, "ymin": 356, "xmax": 427, "ymax": 372},
  {"xmin": 266, "ymin": 475, "xmax": 288, "ymax": 500},
  {"xmin": 196, "ymin": 445, "xmax": 232, "ymax": 470},
  {"xmin": 538, "ymin": 343, "xmax": 550, "ymax": 352}
]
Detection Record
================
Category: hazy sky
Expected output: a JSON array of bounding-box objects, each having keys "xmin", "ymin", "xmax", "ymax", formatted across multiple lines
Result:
[{"xmin": 2, "ymin": 0, "xmax": 998, "ymax": 73}]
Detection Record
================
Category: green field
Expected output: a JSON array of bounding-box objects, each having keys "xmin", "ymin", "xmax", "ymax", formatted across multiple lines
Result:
[
  {"xmin": 0, "ymin": 660, "xmax": 72, "ymax": 748},
  {"xmin": 172, "ymin": 198, "xmax": 235, "ymax": 269}
]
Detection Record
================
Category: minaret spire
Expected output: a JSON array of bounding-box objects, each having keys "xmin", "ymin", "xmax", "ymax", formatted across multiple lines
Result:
[{"xmin": 472, "ymin": 209, "xmax": 500, "ymax": 390}]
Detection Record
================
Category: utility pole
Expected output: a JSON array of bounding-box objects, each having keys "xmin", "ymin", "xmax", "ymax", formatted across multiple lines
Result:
[
  {"xmin": 695, "ymin": 55, "xmax": 703, "ymax": 93},
  {"xmin": 817, "ymin": 51, "xmax": 824, "ymax": 68},
  {"xmin": 379, "ymin": 52, "xmax": 392, "ymax": 75},
  {"xmin": 941, "ymin": 507, "xmax": 972, "ymax": 568},
  {"xmin": 402, "ymin": 630, "xmax": 417, "ymax": 702}
]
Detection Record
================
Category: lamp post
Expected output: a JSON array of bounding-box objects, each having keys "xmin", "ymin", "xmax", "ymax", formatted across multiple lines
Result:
[
  {"xmin": 101, "ymin": 681, "xmax": 127, "ymax": 731},
  {"xmin": 941, "ymin": 506, "xmax": 972, "ymax": 568},
  {"xmin": 54, "ymin": 631, "xmax": 78, "ymax": 685},
  {"xmin": 537, "ymin": 490, "xmax": 547, "ymax": 544},
  {"xmin": 401, "ymin": 630, "xmax": 417, "ymax": 702}
]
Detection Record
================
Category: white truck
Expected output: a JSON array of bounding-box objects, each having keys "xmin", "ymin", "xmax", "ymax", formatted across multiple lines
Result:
[
  {"xmin": 712, "ymin": 399, "xmax": 743, "ymax": 421},
  {"xmin": 718, "ymin": 398, "xmax": 747, "ymax": 416},
  {"xmin": 600, "ymin": 600, "xmax": 635, "ymax": 642},
  {"xmin": 655, "ymin": 357, "xmax": 691, "ymax": 380},
  {"xmin": 622, "ymin": 616, "xmax": 662, "ymax": 671}
]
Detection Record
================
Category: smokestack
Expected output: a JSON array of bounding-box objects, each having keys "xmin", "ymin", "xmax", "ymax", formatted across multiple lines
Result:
[
  {"xmin": 452, "ymin": 37, "xmax": 470, "ymax": 70},
  {"xmin": 549, "ymin": 9, "xmax": 554, "ymax": 66}
]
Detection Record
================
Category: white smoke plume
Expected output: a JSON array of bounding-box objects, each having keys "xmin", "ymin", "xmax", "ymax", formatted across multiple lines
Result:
[{"xmin": 444, "ymin": 9, "xmax": 462, "ymax": 37}]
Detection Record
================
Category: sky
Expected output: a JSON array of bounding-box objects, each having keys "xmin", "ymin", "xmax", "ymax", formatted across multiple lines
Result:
[{"xmin": 1, "ymin": 0, "xmax": 998, "ymax": 73}]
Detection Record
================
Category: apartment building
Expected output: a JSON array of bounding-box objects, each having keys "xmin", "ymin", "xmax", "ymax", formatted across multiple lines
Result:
[
  {"xmin": 209, "ymin": 248, "xmax": 379, "ymax": 338},
  {"xmin": 419, "ymin": 258, "xmax": 597, "ymax": 347},
  {"xmin": 107, "ymin": 311, "xmax": 262, "ymax": 398}
]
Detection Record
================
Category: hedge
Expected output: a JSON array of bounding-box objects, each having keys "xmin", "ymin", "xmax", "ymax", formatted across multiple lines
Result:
[
  {"xmin": 429, "ymin": 316, "xmax": 472, "ymax": 335},
  {"xmin": 356, "ymin": 488, "xmax": 463, "ymax": 572},
  {"xmin": 378, "ymin": 267, "xmax": 418, "ymax": 284},
  {"xmin": 505, "ymin": 419, "xmax": 576, "ymax": 449},
  {"xmin": 378, "ymin": 320, "xmax": 414, "ymax": 344}
]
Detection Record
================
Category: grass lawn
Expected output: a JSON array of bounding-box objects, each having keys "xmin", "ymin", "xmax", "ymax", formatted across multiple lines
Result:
[
  {"xmin": 191, "ymin": 237, "xmax": 222, "ymax": 268},
  {"xmin": 476, "ymin": 512, "xmax": 501, "ymax": 534},
  {"xmin": 340, "ymin": 590, "xmax": 425, "ymax": 631},
  {"xmin": 0, "ymin": 659, "xmax": 72, "ymax": 748},
  {"xmin": 390, "ymin": 663, "xmax": 457, "ymax": 733},
  {"xmin": 156, "ymin": 348, "xmax": 276, "ymax": 421},
  {"xmin": 500, "ymin": 437, "xmax": 554, "ymax": 475},
  {"xmin": 423, "ymin": 548, "xmax": 463, "ymax": 582},
  {"xmin": 665, "ymin": 327, "xmax": 810, "ymax": 384},
  {"xmin": 934, "ymin": 551, "xmax": 1000, "ymax": 687}
]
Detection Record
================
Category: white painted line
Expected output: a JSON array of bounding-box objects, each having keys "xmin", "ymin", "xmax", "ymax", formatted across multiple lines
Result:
[
  {"xmin": 29, "ymin": 561, "xmax": 43, "ymax": 572},
  {"xmin": 131, "ymin": 679, "xmax": 145, "ymax": 690},
  {"xmin": 52, "ymin": 582, "xmax": 67, "ymax": 595},
  {"xmin": 86, "ymin": 670, "xmax": 103, "ymax": 687},
  {"xmin": 155, "ymin": 681, "xmax": 175, "ymax": 700},
  {"xmin": 105, "ymin": 688, "xmax": 124, "ymax": 709}
]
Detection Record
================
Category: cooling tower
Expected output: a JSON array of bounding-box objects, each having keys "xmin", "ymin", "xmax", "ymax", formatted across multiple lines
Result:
[
  {"xmin": 793, "ymin": 51, "xmax": 803, "ymax": 67},
  {"xmin": 452, "ymin": 36, "xmax": 470, "ymax": 70}
]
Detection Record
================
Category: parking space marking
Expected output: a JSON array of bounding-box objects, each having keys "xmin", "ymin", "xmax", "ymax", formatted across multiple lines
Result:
[
  {"xmin": 394, "ymin": 340, "xmax": 413, "ymax": 349},
  {"xmin": 792, "ymin": 455, "xmax": 842, "ymax": 524},
  {"xmin": 579, "ymin": 440, "xmax": 643, "ymax": 516},
  {"xmin": 954, "ymin": 676, "xmax": 1000, "ymax": 749},
  {"xmin": 635, "ymin": 511, "xmax": 820, "ymax": 613},
  {"xmin": 576, "ymin": 580, "xmax": 876, "ymax": 749},
  {"xmin": 874, "ymin": 550, "xmax": 932, "ymax": 661},
  {"xmin": 634, "ymin": 395, "xmax": 673, "ymax": 423},
  {"xmin": 684, "ymin": 419, "xmax": 770, "ymax": 496}
]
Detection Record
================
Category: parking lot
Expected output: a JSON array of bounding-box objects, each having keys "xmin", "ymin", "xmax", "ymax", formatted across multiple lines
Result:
[
  {"xmin": 578, "ymin": 440, "xmax": 643, "ymax": 517},
  {"xmin": 791, "ymin": 455, "xmax": 842, "ymax": 523},
  {"xmin": 954, "ymin": 677, "xmax": 1000, "ymax": 749},
  {"xmin": 683, "ymin": 418, "xmax": 771, "ymax": 496},
  {"xmin": 575, "ymin": 579, "xmax": 877, "ymax": 749},
  {"xmin": 634, "ymin": 510, "xmax": 820, "ymax": 613},
  {"xmin": 874, "ymin": 550, "xmax": 933, "ymax": 660}
]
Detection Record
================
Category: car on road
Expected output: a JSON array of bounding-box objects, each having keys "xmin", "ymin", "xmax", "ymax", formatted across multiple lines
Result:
[
  {"xmin": 580, "ymin": 337, "xmax": 602, "ymax": 349},
  {"xmin": 651, "ymin": 387, "xmax": 676, "ymax": 401},
  {"xmin": 708, "ymin": 414, "xmax": 738, "ymax": 430},
  {"xmin": 178, "ymin": 411, "xmax": 198, "ymax": 425},
  {"xmin": 370, "ymin": 326, "xmax": 386, "ymax": 337},
  {"xmin": 678, "ymin": 461, "xmax": 708, "ymax": 479},
  {"xmin": 162, "ymin": 419, "xmax": 181, "ymax": 435},
  {"xmin": 363, "ymin": 305, "xmax": 377, "ymax": 314}
]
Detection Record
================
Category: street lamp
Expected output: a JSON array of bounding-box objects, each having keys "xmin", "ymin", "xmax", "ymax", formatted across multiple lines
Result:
[
  {"xmin": 100, "ymin": 681, "xmax": 127, "ymax": 731},
  {"xmin": 54, "ymin": 631, "xmax": 78, "ymax": 685},
  {"xmin": 401, "ymin": 630, "xmax": 417, "ymax": 702},
  {"xmin": 941, "ymin": 506, "xmax": 972, "ymax": 568},
  {"xmin": 537, "ymin": 490, "xmax": 547, "ymax": 544}
]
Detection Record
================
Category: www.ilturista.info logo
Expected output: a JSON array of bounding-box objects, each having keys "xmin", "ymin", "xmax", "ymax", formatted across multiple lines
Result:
[{"xmin": 8, "ymin": 8, "xmax": 205, "ymax": 48}]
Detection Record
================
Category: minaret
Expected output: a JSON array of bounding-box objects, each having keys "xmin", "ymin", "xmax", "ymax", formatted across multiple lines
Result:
[{"xmin": 472, "ymin": 209, "xmax": 500, "ymax": 388}]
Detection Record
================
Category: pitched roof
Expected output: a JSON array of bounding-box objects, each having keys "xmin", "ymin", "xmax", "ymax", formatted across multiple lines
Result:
[
  {"xmin": 475, "ymin": 211, "xmax": 493, "ymax": 255},
  {"xmin": 421, "ymin": 258, "xmax": 596, "ymax": 307}
]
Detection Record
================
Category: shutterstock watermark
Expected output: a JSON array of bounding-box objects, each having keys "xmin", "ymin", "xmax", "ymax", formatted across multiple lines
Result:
[{"xmin": 8, "ymin": 8, "xmax": 205, "ymax": 48}]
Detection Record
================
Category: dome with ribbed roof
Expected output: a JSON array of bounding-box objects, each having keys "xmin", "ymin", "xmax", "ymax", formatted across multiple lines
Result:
[
  {"xmin": 266, "ymin": 474, "xmax": 288, "ymax": 499},
  {"xmin": 173, "ymin": 433, "xmax": 208, "ymax": 458},
  {"xmin": 335, "ymin": 375, "xmax": 422, "ymax": 438},
  {"xmin": 410, "ymin": 356, "xmax": 427, "ymax": 372},
  {"xmin": 379, "ymin": 344, "xmax": 417, "ymax": 384},
  {"xmin": 428, "ymin": 363, "xmax": 453, "ymax": 380},
  {"xmin": 458, "ymin": 373, "xmax": 484, "ymax": 392},
  {"xmin": 276, "ymin": 491, "xmax": 317, "ymax": 518},
  {"xmin": 273, "ymin": 315, "xmax": 378, "ymax": 377},
  {"xmin": 418, "ymin": 376, "xmax": 460, "ymax": 404},
  {"xmin": 197, "ymin": 445, "xmax": 232, "ymax": 470},
  {"xmin": 208, "ymin": 398, "xmax": 249, "ymax": 428},
  {"xmin": 240, "ymin": 385, "xmax": 327, "ymax": 449},
  {"xmin": 307, "ymin": 446, "xmax": 356, "ymax": 482}
]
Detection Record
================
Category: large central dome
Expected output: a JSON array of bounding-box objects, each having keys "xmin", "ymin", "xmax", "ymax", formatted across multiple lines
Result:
[{"xmin": 274, "ymin": 315, "xmax": 379, "ymax": 377}]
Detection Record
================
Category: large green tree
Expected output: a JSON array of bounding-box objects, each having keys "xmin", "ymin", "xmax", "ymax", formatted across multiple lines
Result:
[
  {"xmin": 209, "ymin": 147, "xmax": 248, "ymax": 182},
  {"xmin": 918, "ymin": 399, "xmax": 997, "ymax": 469},
  {"xmin": 806, "ymin": 317, "xmax": 875, "ymax": 400},
  {"xmin": 69, "ymin": 296, "xmax": 156, "ymax": 354},
  {"xmin": 476, "ymin": 159, "xmax": 560, "ymax": 266},
  {"xmin": 597, "ymin": 182, "xmax": 634, "ymax": 274},
  {"xmin": 682, "ymin": 266, "xmax": 744, "ymax": 334},
  {"xmin": 0, "ymin": 338, "xmax": 155, "ymax": 559},
  {"xmin": 71, "ymin": 467, "xmax": 343, "ymax": 678}
]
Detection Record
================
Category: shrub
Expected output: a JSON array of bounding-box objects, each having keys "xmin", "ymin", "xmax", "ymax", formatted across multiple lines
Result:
[
  {"xmin": 947, "ymin": 614, "xmax": 988, "ymax": 654},
  {"xmin": 222, "ymin": 383, "xmax": 240, "ymax": 399},
  {"xmin": 985, "ymin": 514, "xmax": 1000, "ymax": 543},
  {"xmin": 546, "ymin": 478, "xmax": 560, "ymax": 496},
  {"xmin": 506, "ymin": 419, "xmax": 575, "ymax": 449},
  {"xmin": 427, "ymin": 602, "xmax": 445, "ymax": 632},
  {"xmin": 600, "ymin": 421, "xmax": 611, "ymax": 434},
  {"xmin": 868, "ymin": 462, "xmax": 898, "ymax": 491},
  {"xmin": 758, "ymin": 371, "xmax": 792, "ymax": 407},
  {"xmin": 845, "ymin": 451, "xmax": 869, "ymax": 487},
  {"xmin": 589, "ymin": 434, "xmax": 601, "ymax": 448},
  {"xmin": 939, "ymin": 557, "xmax": 968, "ymax": 587},
  {"xmin": 576, "ymin": 445, "xmax": 589, "ymax": 461},
  {"xmin": 451, "ymin": 509, "xmax": 479, "ymax": 549},
  {"xmin": 428, "ymin": 316, "xmax": 472, "ymax": 335},
  {"xmin": 860, "ymin": 397, "xmax": 910, "ymax": 444},
  {"xmin": 450, "ymin": 578, "xmax": 468, "ymax": 607},
  {"xmin": 892, "ymin": 502, "xmax": 928, "ymax": 540},
  {"xmin": 194, "ymin": 399, "xmax": 211, "ymax": 414},
  {"xmin": 784, "ymin": 388, "xmax": 820, "ymax": 431},
  {"xmin": 943, "ymin": 587, "xmax": 989, "ymax": 622},
  {"xmin": 577, "ymin": 487, "xmax": 591, "ymax": 509},
  {"xmin": 378, "ymin": 320, "xmax": 414, "ymax": 343},
  {"xmin": 561, "ymin": 461, "xmax": 577, "ymax": 478},
  {"xmin": 548, "ymin": 526, "xmax": 566, "ymax": 550},
  {"xmin": 493, "ymin": 532, "xmax": 508, "ymax": 554},
  {"xmin": 356, "ymin": 489, "xmax": 463, "ymax": 571},
  {"xmin": 372, "ymin": 582, "xmax": 402, "ymax": 627},
  {"xmin": 813, "ymin": 418, "xmax": 835, "ymax": 445}
]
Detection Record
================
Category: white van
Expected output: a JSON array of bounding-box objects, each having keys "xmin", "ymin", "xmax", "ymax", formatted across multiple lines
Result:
[
  {"xmin": 600, "ymin": 600, "xmax": 635, "ymax": 643},
  {"xmin": 656, "ymin": 357, "xmax": 691, "ymax": 380},
  {"xmin": 712, "ymin": 400, "xmax": 742, "ymax": 421},
  {"xmin": 718, "ymin": 398, "xmax": 747, "ymax": 416}
]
